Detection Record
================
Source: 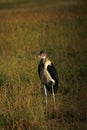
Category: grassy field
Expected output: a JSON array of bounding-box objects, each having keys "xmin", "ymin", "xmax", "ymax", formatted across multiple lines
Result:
[{"xmin": 0, "ymin": 0, "xmax": 87, "ymax": 130}]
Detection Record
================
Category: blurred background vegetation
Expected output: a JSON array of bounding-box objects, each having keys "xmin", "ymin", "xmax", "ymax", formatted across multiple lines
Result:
[{"xmin": 0, "ymin": 0, "xmax": 87, "ymax": 130}]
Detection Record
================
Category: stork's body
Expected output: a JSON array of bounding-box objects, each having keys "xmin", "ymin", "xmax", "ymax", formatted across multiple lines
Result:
[{"xmin": 38, "ymin": 50, "xmax": 58, "ymax": 105}]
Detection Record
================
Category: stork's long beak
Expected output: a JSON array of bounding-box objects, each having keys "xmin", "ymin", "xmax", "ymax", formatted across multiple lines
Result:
[{"xmin": 38, "ymin": 55, "xmax": 41, "ymax": 62}]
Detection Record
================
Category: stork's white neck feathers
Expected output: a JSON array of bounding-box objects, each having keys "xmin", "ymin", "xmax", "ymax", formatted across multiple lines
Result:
[
  {"xmin": 43, "ymin": 58, "xmax": 55, "ymax": 84},
  {"xmin": 44, "ymin": 58, "xmax": 51, "ymax": 69}
]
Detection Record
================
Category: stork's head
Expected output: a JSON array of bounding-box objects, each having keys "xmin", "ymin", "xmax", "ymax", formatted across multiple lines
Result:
[{"xmin": 38, "ymin": 50, "xmax": 47, "ymax": 61}]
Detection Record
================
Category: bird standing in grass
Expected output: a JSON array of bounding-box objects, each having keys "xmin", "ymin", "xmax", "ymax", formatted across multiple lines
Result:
[{"xmin": 38, "ymin": 50, "xmax": 58, "ymax": 105}]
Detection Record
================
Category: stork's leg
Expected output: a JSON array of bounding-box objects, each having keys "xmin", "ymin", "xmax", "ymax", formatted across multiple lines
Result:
[
  {"xmin": 52, "ymin": 85, "xmax": 55, "ymax": 105},
  {"xmin": 44, "ymin": 85, "xmax": 47, "ymax": 105}
]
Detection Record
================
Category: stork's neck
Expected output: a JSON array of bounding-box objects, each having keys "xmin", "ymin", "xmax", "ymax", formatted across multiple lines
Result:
[{"xmin": 42, "ymin": 57, "xmax": 48, "ymax": 64}]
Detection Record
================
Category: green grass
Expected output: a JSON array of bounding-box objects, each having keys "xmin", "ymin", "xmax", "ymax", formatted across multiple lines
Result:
[
  {"xmin": 0, "ymin": 0, "xmax": 87, "ymax": 13},
  {"xmin": 0, "ymin": 1, "xmax": 87, "ymax": 130}
]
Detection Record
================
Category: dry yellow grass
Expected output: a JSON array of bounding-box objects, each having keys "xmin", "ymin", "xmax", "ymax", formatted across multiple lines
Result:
[{"xmin": 0, "ymin": 1, "xmax": 87, "ymax": 129}]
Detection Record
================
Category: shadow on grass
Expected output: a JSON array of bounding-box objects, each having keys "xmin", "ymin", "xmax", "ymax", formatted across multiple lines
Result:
[{"xmin": 0, "ymin": 0, "xmax": 28, "ymax": 10}]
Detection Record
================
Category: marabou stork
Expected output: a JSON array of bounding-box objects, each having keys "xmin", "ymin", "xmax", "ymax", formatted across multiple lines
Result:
[{"xmin": 38, "ymin": 50, "xmax": 58, "ymax": 105}]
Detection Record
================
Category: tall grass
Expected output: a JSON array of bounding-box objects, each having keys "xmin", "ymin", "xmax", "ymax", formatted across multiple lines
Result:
[{"xmin": 0, "ymin": 11, "xmax": 87, "ymax": 129}]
